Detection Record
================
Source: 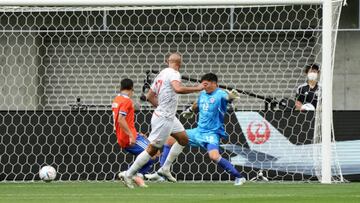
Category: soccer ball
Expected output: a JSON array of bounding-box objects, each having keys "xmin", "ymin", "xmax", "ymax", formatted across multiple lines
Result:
[{"xmin": 39, "ymin": 166, "xmax": 57, "ymax": 182}]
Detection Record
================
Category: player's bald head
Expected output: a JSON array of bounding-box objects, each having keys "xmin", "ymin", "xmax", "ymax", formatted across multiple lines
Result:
[
  {"xmin": 167, "ymin": 53, "xmax": 182, "ymax": 69},
  {"xmin": 168, "ymin": 52, "xmax": 181, "ymax": 61}
]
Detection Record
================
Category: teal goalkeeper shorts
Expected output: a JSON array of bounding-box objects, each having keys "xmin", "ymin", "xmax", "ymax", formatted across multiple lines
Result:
[{"xmin": 186, "ymin": 128, "xmax": 220, "ymax": 151}]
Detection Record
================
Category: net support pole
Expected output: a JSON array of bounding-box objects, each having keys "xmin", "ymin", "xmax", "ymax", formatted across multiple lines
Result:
[{"xmin": 321, "ymin": 0, "xmax": 333, "ymax": 184}]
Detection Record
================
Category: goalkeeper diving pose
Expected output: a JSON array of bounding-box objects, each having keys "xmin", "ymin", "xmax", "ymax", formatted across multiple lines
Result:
[{"xmin": 147, "ymin": 73, "xmax": 246, "ymax": 186}]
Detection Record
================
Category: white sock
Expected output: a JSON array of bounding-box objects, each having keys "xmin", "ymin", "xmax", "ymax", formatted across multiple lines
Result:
[
  {"xmin": 161, "ymin": 142, "xmax": 185, "ymax": 171},
  {"xmin": 126, "ymin": 151, "xmax": 151, "ymax": 177}
]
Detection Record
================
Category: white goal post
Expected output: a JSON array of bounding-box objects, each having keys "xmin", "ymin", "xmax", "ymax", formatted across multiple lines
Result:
[
  {"xmin": 0, "ymin": 0, "xmax": 342, "ymax": 184},
  {"xmin": 321, "ymin": 0, "xmax": 333, "ymax": 184}
]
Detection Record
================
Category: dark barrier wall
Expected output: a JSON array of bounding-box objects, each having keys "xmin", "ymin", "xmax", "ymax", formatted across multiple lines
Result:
[{"xmin": 0, "ymin": 110, "xmax": 359, "ymax": 181}]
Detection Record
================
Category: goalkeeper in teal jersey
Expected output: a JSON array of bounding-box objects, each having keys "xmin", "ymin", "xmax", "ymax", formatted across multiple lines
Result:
[
  {"xmin": 186, "ymin": 74, "xmax": 231, "ymax": 151},
  {"xmin": 146, "ymin": 73, "xmax": 246, "ymax": 186}
]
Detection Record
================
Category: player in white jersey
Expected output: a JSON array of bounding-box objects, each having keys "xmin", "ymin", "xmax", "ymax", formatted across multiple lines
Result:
[{"xmin": 119, "ymin": 53, "xmax": 204, "ymax": 188}]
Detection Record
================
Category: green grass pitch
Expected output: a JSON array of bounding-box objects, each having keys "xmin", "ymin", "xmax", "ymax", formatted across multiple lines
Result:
[{"xmin": 0, "ymin": 182, "xmax": 359, "ymax": 203}]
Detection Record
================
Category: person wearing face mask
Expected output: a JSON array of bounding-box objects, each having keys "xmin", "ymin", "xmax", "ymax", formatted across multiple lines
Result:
[{"xmin": 295, "ymin": 63, "xmax": 320, "ymax": 111}]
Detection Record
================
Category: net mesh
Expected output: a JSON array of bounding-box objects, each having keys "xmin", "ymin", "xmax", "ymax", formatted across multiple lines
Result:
[{"xmin": 0, "ymin": 2, "xmax": 343, "ymax": 182}]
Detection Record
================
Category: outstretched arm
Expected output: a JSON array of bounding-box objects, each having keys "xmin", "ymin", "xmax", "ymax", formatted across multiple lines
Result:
[
  {"xmin": 225, "ymin": 89, "xmax": 240, "ymax": 101},
  {"xmin": 171, "ymin": 81, "xmax": 204, "ymax": 94},
  {"xmin": 180, "ymin": 101, "xmax": 198, "ymax": 119}
]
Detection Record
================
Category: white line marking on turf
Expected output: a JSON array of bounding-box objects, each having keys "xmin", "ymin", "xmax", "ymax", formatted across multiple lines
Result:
[{"xmin": 2, "ymin": 193, "xmax": 358, "ymax": 198}]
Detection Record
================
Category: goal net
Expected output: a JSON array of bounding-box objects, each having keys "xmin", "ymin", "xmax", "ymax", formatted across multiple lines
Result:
[{"xmin": 0, "ymin": 1, "xmax": 344, "ymax": 182}]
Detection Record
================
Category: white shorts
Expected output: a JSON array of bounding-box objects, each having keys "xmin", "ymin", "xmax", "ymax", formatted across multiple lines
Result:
[{"xmin": 147, "ymin": 113, "xmax": 185, "ymax": 148}]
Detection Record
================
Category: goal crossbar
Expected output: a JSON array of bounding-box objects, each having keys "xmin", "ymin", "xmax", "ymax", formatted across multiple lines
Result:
[{"xmin": 0, "ymin": 0, "xmax": 323, "ymax": 6}]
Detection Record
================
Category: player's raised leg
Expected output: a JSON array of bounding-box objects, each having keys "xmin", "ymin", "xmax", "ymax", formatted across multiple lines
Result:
[
  {"xmin": 124, "ymin": 113, "xmax": 173, "ymax": 185},
  {"xmin": 121, "ymin": 145, "xmax": 157, "ymax": 188},
  {"xmin": 207, "ymin": 146, "xmax": 246, "ymax": 186},
  {"xmin": 145, "ymin": 136, "xmax": 175, "ymax": 181},
  {"xmin": 119, "ymin": 134, "xmax": 156, "ymax": 187}
]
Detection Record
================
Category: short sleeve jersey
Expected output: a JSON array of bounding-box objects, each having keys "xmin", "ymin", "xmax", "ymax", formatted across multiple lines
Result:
[
  {"xmin": 295, "ymin": 82, "xmax": 320, "ymax": 108},
  {"xmin": 112, "ymin": 94, "xmax": 137, "ymax": 148},
  {"xmin": 197, "ymin": 88, "xmax": 228, "ymax": 137},
  {"xmin": 150, "ymin": 67, "xmax": 181, "ymax": 118}
]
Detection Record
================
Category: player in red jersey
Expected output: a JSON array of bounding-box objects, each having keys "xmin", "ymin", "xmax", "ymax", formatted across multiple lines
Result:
[{"xmin": 112, "ymin": 78, "xmax": 154, "ymax": 188}]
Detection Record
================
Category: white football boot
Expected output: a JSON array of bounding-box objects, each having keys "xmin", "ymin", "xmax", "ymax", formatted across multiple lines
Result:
[
  {"xmin": 157, "ymin": 167, "xmax": 177, "ymax": 182},
  {"xmin": 118, "ymin": 171, "xmax": 134, "ymax": 189},
  {"xmin": 234, "ymin": 177, "xmax": 246, "ymax": 186}
]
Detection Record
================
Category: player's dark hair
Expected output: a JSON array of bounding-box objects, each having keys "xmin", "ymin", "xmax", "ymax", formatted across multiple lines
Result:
[
  {"xmin": 201, "ymin": 73, "xmax": 218, "ymax": 83},
  {"xmin": 304, "ymin": 63, "xmax": 320, "ymax": 74},
  {"xmin": 120, "ymin": 78, "xmax": 134, "ymax": 91}
]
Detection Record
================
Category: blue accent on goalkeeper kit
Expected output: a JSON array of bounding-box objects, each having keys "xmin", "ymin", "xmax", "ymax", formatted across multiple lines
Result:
[
  {"xmin": 185, "ymin": 88, "xmax": 229, "ymax": 150},
  {"xmin": 218, "ymin": 157, "xmax": 241, "ymax": 178},
  {"xmin": 186, "ymin": 128, "xmax": 220, "ymax": 149}
]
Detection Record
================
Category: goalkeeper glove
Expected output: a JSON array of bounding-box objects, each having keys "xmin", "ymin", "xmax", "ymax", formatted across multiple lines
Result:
[
  {"xmin": 225, "ymin": 89, "xmax": 240, "ymax": 101},
  {"xmin": 180, "ymin": 107, "xmax": 194, "ymax": 119}
]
